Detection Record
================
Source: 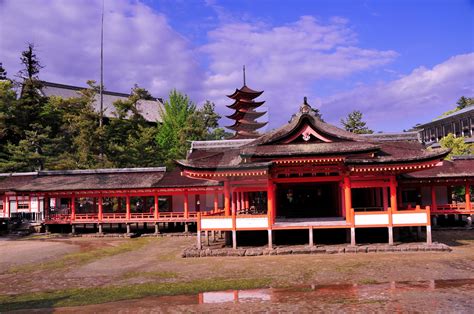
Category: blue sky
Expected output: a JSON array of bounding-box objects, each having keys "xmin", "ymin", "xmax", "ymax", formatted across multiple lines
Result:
[{"xmin": 1, "ymin": 0, "xmax": 473, "ymax": 132}]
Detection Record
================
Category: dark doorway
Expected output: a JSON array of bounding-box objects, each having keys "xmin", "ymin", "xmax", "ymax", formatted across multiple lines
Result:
[{"xmin": 276, "ymin": 182, "xmax": 340, "ymax": 218}]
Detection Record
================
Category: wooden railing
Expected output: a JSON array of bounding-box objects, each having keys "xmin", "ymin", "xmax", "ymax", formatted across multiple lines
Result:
[{"xmin": 431, "ymin": 203, "xmax": 473, "ymax": 214}]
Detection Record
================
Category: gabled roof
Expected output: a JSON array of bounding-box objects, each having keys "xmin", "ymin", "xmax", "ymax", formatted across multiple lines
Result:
[
  {"xmin": 40, "ymin": 81, "xmax": 163, "ymax": 123},
  {"xmin": 180, "ymin": 98, "xmax": 449, "ymax": 172},
  {"xmin": 402, "ymin": 157, "xmax": 474, "ymax": 179}
]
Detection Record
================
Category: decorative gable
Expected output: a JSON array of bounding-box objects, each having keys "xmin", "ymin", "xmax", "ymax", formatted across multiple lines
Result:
[{"xmin": 281, "ymin": 124, "xmax": 333, "ymax": 144}]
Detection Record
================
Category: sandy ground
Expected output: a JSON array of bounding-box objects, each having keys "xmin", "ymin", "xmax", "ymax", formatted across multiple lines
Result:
[{"xmin": 1, "ymin": 229, "xmax": 473, "ymax": 310}]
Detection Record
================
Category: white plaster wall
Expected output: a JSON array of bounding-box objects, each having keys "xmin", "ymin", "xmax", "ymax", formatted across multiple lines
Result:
[
  {"xmin": 354, "ymin": 214, "xmax": 389, "ymax": 226},
  {"xmin": 236, "ymin": 217, "xmax": 268, "ymax": 229},
  {"xmin": 201, "ymin": 218, "xmax": 232, "ymax": 229},
  {"xmin": 393, "ymin": 213, "xmax": 427, "ymax": 225}
]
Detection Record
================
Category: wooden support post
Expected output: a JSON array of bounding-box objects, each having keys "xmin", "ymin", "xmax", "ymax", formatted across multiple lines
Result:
[
  {"xmin": 388, "ymin": 226, "xmax": 394, "ymax": 245},
  {"xmin": 268, "ymin": 229, "xmax": 273, "ymax": 249},
  {"xmin": 426, "ymin": 225, "xmax": 432, "ymax": 244},
  {"xmin": 126, "ymin": 223, "xmax": 131, "ymax": 234},
  {"xmin": 154, "ymin": 194, "xmax": 159, "ymax": 220},
  {"xmin": 98, "ymin": 223, "xmax": 103, "ymax": 234},
  {"xmin": 467, "ymin": 215, "xmax": 473, "ymax": 227},
  {"xmin": 184, "ymin": 192, "xmax": 189, "ymax": 219},
  {"xmin": 343, "ymin": 177, "xmax": 352, "ymax": 225},
  {"xmin": 98, "ymin": 196, "xmax": 104, "ymax": 222},
  {"xmin": 154, "ymin": 222, "xmax": 160, "ymax": 234},
  {"xmin": 71, "ymin": 224, "xmax": 76, "ymax": 234},
  {"xmin": 350, "ymin": 227, "xmax": 356, "ymax": 246},
  {"xmin": 205, "ymin": 230, "xmax": 209, "ymax": 246},
  {"xmin": 432, "ymin": 216, "xmax": 438, "ymax": 227},
  {"xmin": 197, "ymin": 231, "xmax": 202, "ymax": 249},
  {"xmin": 417, "ymin": 226, "xmax": 422, "ymax": 239},
  {"xmin": 390, "ymin": 177, "xmax": 398, "ymax": 212},
  {"xmin": 466, "ymin": 183, "xmax": 471, "ymax": 211},
  {"xmin": 224, "ymin": 181, "xmax": 230, "ymax": 216},
  {"xmin": 71, "ymin": 195, "xmax": 76, "ymax": 221},
  {"xmin": 126, "ymin": 195, "xmax": 131, "ymax": 220},
  {"xmin": 267, "ymin": 179, "xmax": 275, "ymax": 226},
  {"xmin": 232, "ymin": 230, "xmax": 237, "ymax": 249},
  {"xmin": 184, "ymin": 223, "xmax": 189, "ymax": 233},
  {"xmin": 236, "ymin": 192, "xmax": 241, "ymax": 213},
  {"xmin": 309, "ymin": 227, "xmax": 314, "ymax": 246}
]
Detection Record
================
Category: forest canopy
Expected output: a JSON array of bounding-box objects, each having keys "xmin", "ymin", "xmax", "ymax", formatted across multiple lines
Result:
[{"xmin": 0, "ymin": 45, "xmax": 228, "ymax": 172}]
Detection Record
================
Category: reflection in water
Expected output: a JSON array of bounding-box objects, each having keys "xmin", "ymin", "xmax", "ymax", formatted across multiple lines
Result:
[
  {"xmin": 199, "ymin": 279, "xmax": 473, "ymax": 305},
  {"xmin": 54, "ymin": 279, "xmax": 474, "ymax": 313}
]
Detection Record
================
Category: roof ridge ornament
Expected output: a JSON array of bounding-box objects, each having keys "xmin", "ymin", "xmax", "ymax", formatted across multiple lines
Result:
[{"xmin": 300, "ymin": 96, "xmax": 312, "ymax": 114}]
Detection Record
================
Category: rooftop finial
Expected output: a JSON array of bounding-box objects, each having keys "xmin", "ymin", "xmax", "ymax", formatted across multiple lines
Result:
[
  {"xmin": 243, "ymin": 65, "xmax": 246, "ymax": 86},
  {"xmin": 300, "ymin": 96, "xmax": 311, "ymax": 114}
]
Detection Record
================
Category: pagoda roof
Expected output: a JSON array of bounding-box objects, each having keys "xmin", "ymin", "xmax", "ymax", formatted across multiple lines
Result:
[
  {"xmin": 227, "ymin": 85, "xmax": 263, "ymax": 100},
  {"xmin": 226, "ymin": 120, "xmax": 268, "ymax": 131},
  {"xmin": 230, "ymin": 131, "xmax": 261, "ymax": 139},
  {"xmin": 226, "ymin": 110, "xmax": 266, "ymax": 120},
  {"xmin": 227, "ymin": 99, "xmax": 265, "ymax": 110}
]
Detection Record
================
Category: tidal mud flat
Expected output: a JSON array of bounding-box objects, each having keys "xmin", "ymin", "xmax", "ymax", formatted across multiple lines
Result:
[{"xmin": 0, "ymin": 229, "xmax": 473, "ymax": 311}]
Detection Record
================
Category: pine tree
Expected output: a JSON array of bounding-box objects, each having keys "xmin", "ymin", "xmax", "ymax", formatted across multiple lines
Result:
[
  {"xmin": 0, "ymin": 63, "xmax": 7, "ymax": 80},
  {"xmin": 439, "ymin": 133, "xmax": 473, "ymax": 160},
  {"xmin": 340, "ymin": 110, "xmax": 374, "ymax": 134}
]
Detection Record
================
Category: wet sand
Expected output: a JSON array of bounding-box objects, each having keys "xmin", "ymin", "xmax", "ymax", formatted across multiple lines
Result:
[{"xmin": 1, "ymin": 229, "xmax": 473, "ymax": 311}]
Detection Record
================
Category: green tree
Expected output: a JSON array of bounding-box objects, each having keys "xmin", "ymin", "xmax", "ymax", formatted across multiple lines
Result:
[
  {"xmin": 439, "ymin": 133, "xmax": 473, "ymax": 160},
  {"xmin": 156, "ymin": 92, "xmax": 227, "ymax": 167},
  {"xmin": 0, "ymin": 63, "xmax": 7, "ymax": 80},
  {"xmin": 456, "ymin": 96, "xmax": 474, "ymax": 110},
  {"xmin": 105, "ymin": 85, "xmax": 160, "ymax": 167},
  {"xmin": 438, "ymin": 96, "xmax": 474, "ymax": 118},
  {"xmin": 340, "ymin": 110, "xmax": 374, "ymax": 134}
]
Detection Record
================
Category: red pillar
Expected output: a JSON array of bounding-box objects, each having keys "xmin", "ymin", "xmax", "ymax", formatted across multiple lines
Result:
[
  {"xmin": 224, "ymin": 181, "xmax": 230, "ymax": 216},
  {"xmin": 390, "ymin": 176, "xmax": 398, "ymax": 212},
  {"xmin": 244, "ymin": 193, "xmax": 249, "ymax": 209},
  {"xmin": 184, "ymin": 192, "xmax": 189, "ymax": 218},
  {"xmin": 71, "ymin": 195, "xmax": 76, "ymax": 221},
  {"xmin": 431, "ymin": 185, "xmax": 437, "ymax": 211},
  {"xmin": 343, "ymin": 177, "xmax": 352, "ymax": 224},
  {"xmin": 4, "ymin": 196, "xmax": 9, "ymax": 218},
  {"xmin": 126, "ymin": 195, "xmax": 131, "ymax": 220},
  {"xmin": 154, "ymin": 194, "xmax": 159, "ymax": 220},
  {"xmin": 466, "ymin": 183, "xmax": 472, "ymax": 211},
  {"xmin": 267, "ymin": 179, "xmax": 275, "ymax": 226},
  {"xmin": 236, "ymin": 191, "xmax": 241, "ymax": 213},
  {"xmin": 98, "ymin": 197, "xmax": 103, "ymax": 221}
]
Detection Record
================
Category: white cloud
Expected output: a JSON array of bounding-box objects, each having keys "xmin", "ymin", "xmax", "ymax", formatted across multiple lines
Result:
[
  {"xmin": 322, "ymin": 53, "xmax": 474, "ymax": 131},
  {"xmin": 201, "ymin": 16, "xmax": 398, "ymax": 129},
  {"xmin": 0, "ymin": 0, "xmax": 203, "ymax": 99}
]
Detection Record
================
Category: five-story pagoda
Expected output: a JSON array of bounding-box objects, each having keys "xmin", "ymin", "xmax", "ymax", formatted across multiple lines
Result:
[{"xmin": 226, "ymin": 66, "xmax": 267, "ymax": 139}]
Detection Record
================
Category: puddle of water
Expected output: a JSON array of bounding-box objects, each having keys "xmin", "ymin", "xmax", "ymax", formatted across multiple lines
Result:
[{"xmin": 52, "ymin": 279, "xmax": 474, "ymax": 313}]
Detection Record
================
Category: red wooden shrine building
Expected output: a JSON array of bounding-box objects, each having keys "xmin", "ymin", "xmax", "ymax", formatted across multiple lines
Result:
[{"xmin": 0, "ymin": 84, "xmax": 473, "ymax": 248}]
